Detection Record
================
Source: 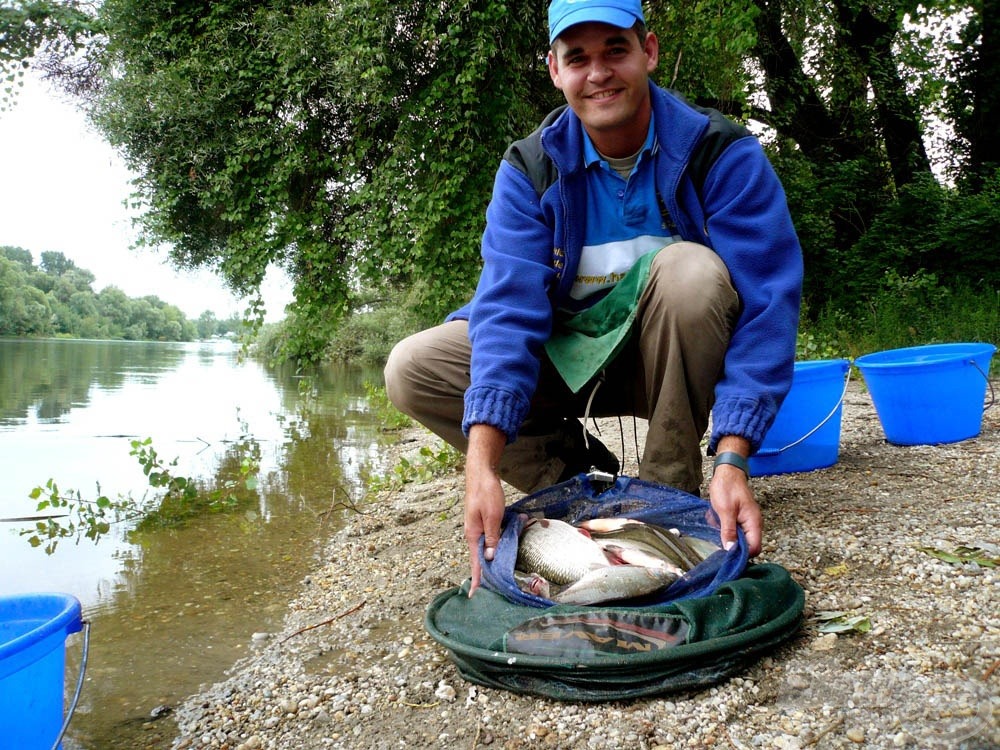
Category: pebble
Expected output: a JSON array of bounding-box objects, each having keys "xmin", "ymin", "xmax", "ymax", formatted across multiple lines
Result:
[
  {"xmin": 435, "ymin": 681, "xmax": 457, "ymax": 702},
  {"xmin": 786, "ymin": 674, "xmax": 810, "ymax": 690},
  {"xmin": 846, "ymin": 727, "xmax": 866, "ymax": 743},
  {"xmin": 811, "ymin": 633, "xmax": 838, "ymax": 651}
]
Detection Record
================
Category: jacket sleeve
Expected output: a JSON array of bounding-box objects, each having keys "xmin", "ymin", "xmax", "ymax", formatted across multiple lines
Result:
[
  {"xmin": 461, "ymin": 160, "xmax": 560, "ymax": 442},
  {"xmin": 701, "ymin": 137, "xmax": 804, "ymax": 453}
]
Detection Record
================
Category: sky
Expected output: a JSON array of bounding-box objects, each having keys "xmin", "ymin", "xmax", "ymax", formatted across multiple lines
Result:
[{"xmin": 0, "ymin": 72, "xmax": 293, "ymax": 321}]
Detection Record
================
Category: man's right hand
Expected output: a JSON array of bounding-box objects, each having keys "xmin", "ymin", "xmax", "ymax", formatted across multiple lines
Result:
[{"xmin": 463, "ymin": 424, "xmax": 508, "ymax": 596}]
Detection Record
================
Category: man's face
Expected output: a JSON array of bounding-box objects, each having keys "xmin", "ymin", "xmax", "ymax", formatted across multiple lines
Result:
[{"xmin": 548, "ymin": 22, "xmax": 659, "ymax": 158}]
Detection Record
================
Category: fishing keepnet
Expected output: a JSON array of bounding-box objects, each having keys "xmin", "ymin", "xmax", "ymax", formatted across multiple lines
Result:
[
  {"xmin": 479, "ymin": 474, "xmax": 749, "ymax": 607},
  {"xmin": 424, "ymin": 474, "xmax": 805, "ymax": 700}
]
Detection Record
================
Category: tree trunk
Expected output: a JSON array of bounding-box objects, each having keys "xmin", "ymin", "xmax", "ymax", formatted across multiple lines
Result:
[
  {"xmin": 750, "ymin": 0, "xmax": 863, "ymax": 161},
  {"xmin": 835, "ymin": 4, "xmax": 932, "ymax": 188},
  {"xmin": 970, "ymin": 0, "xmax": 1000, "ymax": 182}
]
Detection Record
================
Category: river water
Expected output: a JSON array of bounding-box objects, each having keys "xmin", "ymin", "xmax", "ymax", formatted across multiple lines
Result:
[{"xmin": 0, "ymin": 338, "xmax": 389, "ymax": 749}]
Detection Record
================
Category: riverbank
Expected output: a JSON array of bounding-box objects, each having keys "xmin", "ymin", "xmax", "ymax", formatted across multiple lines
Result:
[{"xmin": 171, "ymin": 381, "xmax": 998, "ymax": 749}]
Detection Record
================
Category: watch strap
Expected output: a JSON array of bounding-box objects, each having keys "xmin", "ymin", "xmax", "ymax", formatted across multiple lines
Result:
[{"xmin": 713, "ymin": 451, "xmax": 749, "ymax": 477}]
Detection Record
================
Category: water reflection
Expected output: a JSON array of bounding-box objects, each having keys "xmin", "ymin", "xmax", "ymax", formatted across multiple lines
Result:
[
  {"xmin": 0, "ymin": 338, "xmax": 185, "ymax": 425},
  {"xmin": 0, "ymin": 339, "xmax": 390, "ymax": 749}
]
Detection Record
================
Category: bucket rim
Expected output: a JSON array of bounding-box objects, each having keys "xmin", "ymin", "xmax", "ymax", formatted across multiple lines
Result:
[
  {"xmin": 792, "ymin": 358, "xmax": 850, "ymax": 378},
  {"xmin": 794, "ymin": 357, "xmax": 851, "ymax": 367},
  {"xmin": 856, "ymin": 342, "xmax": 996, "ymax": 369},
  {"xmin": 0, "ymin": 593, "xmax": 83, "ymax": 659}
]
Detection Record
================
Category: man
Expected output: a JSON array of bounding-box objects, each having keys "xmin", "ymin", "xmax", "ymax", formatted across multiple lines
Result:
[{"xmin": 385, "ymin": 0, "xmax": 803, "ymax": 594}]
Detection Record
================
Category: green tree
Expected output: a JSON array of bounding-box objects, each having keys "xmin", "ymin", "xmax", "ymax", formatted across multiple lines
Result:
[
  {"xmin": 0, "ymin": 0, "xmax": 97, "ymax": 107},
  {"xmin": 3, "ymin": 2, "xmax": 997, "ymax": 355},
  {"xmin": 96, "ymin": 285, "xmax": 131, "ymax": 337},
  {"xmin": 2, "ymin": 245, "xmax": 34, "ymax": 270},
  {"xmin": 944, "ymin": 1, "xmax": 1000, "ymax": 188},
  {"xmin": 4, "ymin": 0, "xmax": 555, "ymax": 360},
  {"xmin": 0, "ymin": 254, "xmax": 52, "ymax": 334},
  {"xmin": 196, "ymin": 310, "xmax": 218, "ymax": 339},
  {"xmin": 0, "ymin": 244, "xmax": 206, "ymax": 340},
  {"xmin": 39, "ymin": 249, "xmax": 78, "ymax": 277}
]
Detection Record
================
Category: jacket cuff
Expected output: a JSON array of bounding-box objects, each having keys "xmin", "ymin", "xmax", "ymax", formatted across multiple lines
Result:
[
  {"xmin": 709, "ymin": 396, "xmax": 775, "ymax": 455},
  {"xmin": 462, "ymin": 386, "xmax": 530, "ymax": 444}
]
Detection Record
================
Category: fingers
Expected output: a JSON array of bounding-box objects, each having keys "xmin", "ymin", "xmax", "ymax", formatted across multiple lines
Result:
[
  {"xmin": 465, "ymin": 522, "xmax": 501, "ymax": 596},
  {"xmin": 466, "ymin": 536, "xmax": 482, "ymax": 597},
  {"xmin": 740, "ymin": 502, "xmax": 763, "ymax": 557},
  {"xmin": 740, "ymin": 503, "xmax": 764, "ymax": 557},
  {"xmin": 709, "ymin": 466, "xmax": 763, "ymax": 557},
  {"xmin": 719, "ymin": 514, "xmax": 739, "ymax": 552}
]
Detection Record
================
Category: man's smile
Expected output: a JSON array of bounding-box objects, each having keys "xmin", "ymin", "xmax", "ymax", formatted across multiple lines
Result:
[{"xmin": 588, "ymin": 89, "xmax": 622, "ymax": 100}]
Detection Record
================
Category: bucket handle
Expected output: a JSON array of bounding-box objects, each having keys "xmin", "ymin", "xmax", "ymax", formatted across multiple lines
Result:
[
  {"xmin": 755, "ymin": 365, "xmax": 852, "ymax": 457},
  {"xmin": 970, "ymin": 360, "xmax": 996, "ymax": 411},
  {"xmin": 49, "ymin": 619, "xmax": 90, "ymax": 750}
]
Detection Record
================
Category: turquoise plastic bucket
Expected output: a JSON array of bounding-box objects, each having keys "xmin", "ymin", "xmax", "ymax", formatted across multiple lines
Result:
[
  {"xmin": 0, "ymin": 593, "xmax": 83, "ymax": 750},
  {"xmin": 749, "ymin": 359, "xmax": 850, "ymax": 477},
  {"xmin": 855, "ymin": 342, "xmax": 996, "ymax": 445}
]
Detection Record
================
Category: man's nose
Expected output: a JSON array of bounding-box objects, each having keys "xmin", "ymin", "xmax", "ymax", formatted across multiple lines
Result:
[{"xmin": 587, "ymin": 61, "xmax": 612, "ymax": 81}]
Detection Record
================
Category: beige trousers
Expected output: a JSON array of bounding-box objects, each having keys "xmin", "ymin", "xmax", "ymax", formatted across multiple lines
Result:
[{"xmin": 384, "ymin": 242, "xmax": 739, "ymax": 494}]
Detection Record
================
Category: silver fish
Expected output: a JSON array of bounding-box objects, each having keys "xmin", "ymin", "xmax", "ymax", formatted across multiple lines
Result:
[
  {"xmin": 515, "ymin": 517, "xmax": 610, "ymax": 585},
  {"xmin": 599, "ymin": 542, "xmax": 684, "ymax": 576},
  {"xmin": 579, "ymin": 518, "xmax": 703, "ymax": 571},
  {"xmin": 551, "ymin": 564, "xmax": 679, "ymax": 606},
  {"xmin": 667, "ymin": 527, "xmax": 724, "ymax": 561}
]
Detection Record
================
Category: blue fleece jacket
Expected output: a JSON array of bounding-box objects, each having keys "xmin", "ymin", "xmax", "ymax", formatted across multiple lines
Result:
[{"xmin": 449, "ymin": 83, "xmax": 803, "ymax": 454}]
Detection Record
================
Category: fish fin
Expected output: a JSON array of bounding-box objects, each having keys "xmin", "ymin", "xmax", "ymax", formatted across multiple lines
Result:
[
  {"xmin": 598, "ymin": 543, "xmax": 628, "ymax": 566},
  {"xmin": 646, "ymin": 525, "xmax": 700, "ymax": 570}
]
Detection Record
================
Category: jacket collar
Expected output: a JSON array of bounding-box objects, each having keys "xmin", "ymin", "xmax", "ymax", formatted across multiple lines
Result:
[{"xmin": 540, "ymin": 81, "xmax": 710, "ymax": 180}]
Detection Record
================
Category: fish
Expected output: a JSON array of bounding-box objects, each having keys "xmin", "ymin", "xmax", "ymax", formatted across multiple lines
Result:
[
  {"xmin": 579, "ymin": 518, "xmax": 706, "ymax": 571},
  {"xmin": 666, "ymin": 527, "xmax": 724, "ymax": 561},
  {"xmin": 551, "ymin": 564, "xmax": 679, "ymax": 606},
  {"xmin": 515, "ymin": 517, "xmax": 611, "ymax": 585},
  {"xmin": 513, "ymin": 570, "xmax": 552, "ymax": 599},
  {"xmin": 599, "ymin": 543, "xmax": 684, "ymax": 576}
]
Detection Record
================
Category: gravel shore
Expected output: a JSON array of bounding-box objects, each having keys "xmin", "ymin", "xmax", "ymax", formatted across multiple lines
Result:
[{"xmin": 171, "ymin": 381, "xmax": 999, "ymax": 750}]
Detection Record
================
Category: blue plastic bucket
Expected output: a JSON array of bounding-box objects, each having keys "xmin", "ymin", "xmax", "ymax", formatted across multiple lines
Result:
[
  {"xmin": 0, "ymin": 593, "xmax": 84, "ymax": 750},
  {"xmin": 749, "ymin": 359, "xmax": 850, "ymax": 477},
  {"xmin": 855, "ymin": 342, "xmax": 996, "ymax": 445}
]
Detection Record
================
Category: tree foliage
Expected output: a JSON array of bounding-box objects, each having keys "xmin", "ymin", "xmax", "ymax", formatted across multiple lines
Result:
[
  {"xmin": 0, "ymin": 0, "xmax": 97, "ymax": 105},
  {"xmin": 0, "ymin": 245, "xmax": 238, "ymax": 339},
  {"xmin": 2, "ymin": 1, "xmax": 998, "ymax": 359},
  {"xmin": 37, "ymin": 0, "xmax": 558, "ymax": 361}
]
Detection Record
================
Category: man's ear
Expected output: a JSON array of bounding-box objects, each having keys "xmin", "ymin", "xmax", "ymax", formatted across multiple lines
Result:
[
  {"xmin": 644, "ymin": 32, "xmax": 659, "ymax": 73},
  {"xmin": 547, "ymin": 50, "xmax": 563, "ymax": 90}
]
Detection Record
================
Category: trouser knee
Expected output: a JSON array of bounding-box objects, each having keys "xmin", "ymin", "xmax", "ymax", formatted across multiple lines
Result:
[
  {"xmin": 645, "ymin": 242, "xmax": 738, "ymax": 324},
  {"xmin": 383, "ymin": 336, "xmax": 420, "ymax": 415},
  {"xmin": 382, "ymin": 321, "xmax": 471, "ymax": 435}
]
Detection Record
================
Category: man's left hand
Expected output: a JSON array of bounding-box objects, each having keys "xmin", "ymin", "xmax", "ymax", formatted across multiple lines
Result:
[
  {"xmin": 708, "ymin": 464, "xmax": 762, "ymax": 556},
  {"xmin": 708, "ymin": 437, "xmax": 762, "ymax": 556}
]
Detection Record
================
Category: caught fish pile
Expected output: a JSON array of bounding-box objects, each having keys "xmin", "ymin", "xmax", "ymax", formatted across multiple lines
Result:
[{"xmin": 513, "ymin": 515, "xmax": 722, "ymax": 606}]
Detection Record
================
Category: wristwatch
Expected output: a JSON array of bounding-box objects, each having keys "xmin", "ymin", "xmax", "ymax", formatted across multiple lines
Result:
[{"xmin": 713, "ymin": 451, "xmax": 749, "ymax": 477}]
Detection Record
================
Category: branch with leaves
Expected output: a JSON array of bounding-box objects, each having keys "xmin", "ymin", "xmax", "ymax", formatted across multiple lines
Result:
[{"xmin": 17, "ymin": 435, "xmax": 261, "ymax": 554}]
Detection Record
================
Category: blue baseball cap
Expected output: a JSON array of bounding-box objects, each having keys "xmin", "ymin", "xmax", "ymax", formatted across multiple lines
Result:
[{"xmin": 548, "ymin": 0, "xmax": 645, "ymax": 44}]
